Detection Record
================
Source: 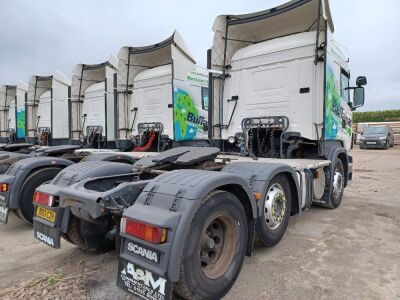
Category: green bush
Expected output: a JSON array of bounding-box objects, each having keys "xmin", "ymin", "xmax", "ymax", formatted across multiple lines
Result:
[{"xmin": 353, "ymin": 110, "xmax": 400, "ymax": 123}]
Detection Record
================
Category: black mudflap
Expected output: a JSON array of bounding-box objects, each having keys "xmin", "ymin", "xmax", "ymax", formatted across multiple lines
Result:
[{"xmin": 33, "ymin": 220, "xmax": 61, "ymax": 248}]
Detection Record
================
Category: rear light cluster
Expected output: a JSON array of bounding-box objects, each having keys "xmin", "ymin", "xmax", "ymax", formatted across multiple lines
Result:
[
  {"xmin": 33, "ymin": 191, "xmax": 56, "ymax": 206},
  {"xmin": 0, "ymin": 183, "xmax": 8, "ymax": 192},
  {"xmin": 121, "ymin": 217, "xmax": 167, "ymax": 244}
]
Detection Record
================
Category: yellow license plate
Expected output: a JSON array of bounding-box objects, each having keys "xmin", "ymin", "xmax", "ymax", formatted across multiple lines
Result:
[{"xmin": 35, "ymin": 207, "xmax": 56, "ymax": 223}]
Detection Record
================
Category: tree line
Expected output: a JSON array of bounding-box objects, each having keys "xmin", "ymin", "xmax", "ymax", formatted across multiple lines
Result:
[{"xmin": 353, "ymin": 110, "xmax": 400, "ymax": 123}]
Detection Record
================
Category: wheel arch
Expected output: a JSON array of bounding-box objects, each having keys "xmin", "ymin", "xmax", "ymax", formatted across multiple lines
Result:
[
  {"xmin": 121, "ymin": 169, "xmax": 258, "ymax": 283},
  {"xmin": 7, "ymin": 157, "xmax": 74, "ymax": 209}
]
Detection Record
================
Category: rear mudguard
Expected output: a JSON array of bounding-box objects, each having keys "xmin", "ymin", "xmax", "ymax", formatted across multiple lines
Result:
[
  {"xmin": 0, "ymin": 153, "xmax": 32, "ymax": 174},
  {"xmin": 121, "ymin": 169, "xmax": 257, "ymax": 282},
  {"xmin": 1, "ymin": 156, "xmax": 74, "ymax": 209},
  {"xmin": 120, "ymin": 163, "xmax": 301, "ymax": 282}
]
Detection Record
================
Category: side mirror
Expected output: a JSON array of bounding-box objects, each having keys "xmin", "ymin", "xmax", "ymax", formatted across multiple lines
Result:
[
  {"xmin": 352, "ymin": 87, "xmax": 365, "ymax": 109},
  {"xmin": 356, "ymin": 76, "xmax": 367, "ymax": 86}
]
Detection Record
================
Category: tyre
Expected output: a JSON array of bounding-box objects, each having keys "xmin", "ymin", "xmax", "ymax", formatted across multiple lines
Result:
[
  {"xmin": 255, "ymin": 174, "xmax": 291, "ymax": 247},
  {"xmin": 386, "ymin": 140, "xmax": 390, "ymax": 150},
  {"xmin": 17, "ymin": 167, "xmax": 62, "ymax": 224},
  {"xmin": 174, "ymin": 190, "xmax": 248, "ymax": 300},
  {"xmin": 319, "ymin": 159, "xmax": 345, "ymax": 209},
  {"xmin": 66, "ymin": 216, "xmax": 86, "ymax": 250},
  {"xmin": 66, "ymin": 215, "xmax": 114, "ymax": 252}
]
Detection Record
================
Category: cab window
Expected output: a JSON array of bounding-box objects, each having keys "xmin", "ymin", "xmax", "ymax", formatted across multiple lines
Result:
[
  {"xmin": 201, "ymin": 87, "xmax": 209, "ymax": 111},
  {"xmin": 340, "ymin": 69, "xmax": 350, "ymax": 102}
]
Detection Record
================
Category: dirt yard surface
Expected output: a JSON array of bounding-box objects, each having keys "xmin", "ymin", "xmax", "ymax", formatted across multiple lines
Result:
[{"xmin": 0, "ymin": 147, "xmax": 399, "ymax": 299}]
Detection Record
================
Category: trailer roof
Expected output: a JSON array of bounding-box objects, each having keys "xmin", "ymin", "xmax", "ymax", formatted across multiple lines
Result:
[{"xmin": 211, "ymin": 0, "xmax": 333, "ymax": 69}]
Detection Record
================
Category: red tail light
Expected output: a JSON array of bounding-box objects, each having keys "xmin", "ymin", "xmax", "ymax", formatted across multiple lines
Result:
[
  {"xmin": 0, "ymin": 183, "xmax": 8, "ymax": 192},
  {"xmin": 121, "ymin": 218, "xmax": 167, "ymax": 244},
  {"xmin": 33, "ymin": 191, "xmax": 55, "ymax": 206}
]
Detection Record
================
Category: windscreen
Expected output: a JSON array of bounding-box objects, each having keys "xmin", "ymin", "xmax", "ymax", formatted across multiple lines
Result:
[{"xmin": 365, "ymin": 127, "xmax": 386, "ymax": 134}]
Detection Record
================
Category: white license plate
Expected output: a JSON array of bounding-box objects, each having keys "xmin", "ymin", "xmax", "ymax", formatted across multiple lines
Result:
[{"xmin": 366, "ymin": 142, "xmax": 376, "ymax": 144}]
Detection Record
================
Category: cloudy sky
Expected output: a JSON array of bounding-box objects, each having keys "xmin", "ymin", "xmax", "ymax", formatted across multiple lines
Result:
[{"xmin": 0, "ymin": 0, "xmax": 399, "ymax": 111}]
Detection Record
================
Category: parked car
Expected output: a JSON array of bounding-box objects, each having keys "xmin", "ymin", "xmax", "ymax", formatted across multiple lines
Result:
[{"xmin": 360, "ymin": 126, "xmax": 395, "ymax": 149}]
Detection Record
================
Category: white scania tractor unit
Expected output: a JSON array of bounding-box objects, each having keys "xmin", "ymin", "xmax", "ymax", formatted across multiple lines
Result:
[
  {"xmin": 70, "ymin": 56, "xmax": 119, "ymax": 148},
  {"xmin": 25, "ymin": 72, "xmax": 71, "ymax": 146},
  {"xmin": 30, "ymin": 1, "xmax": 366, "ymax": 299},
  {"xmin": 116, "ymin": 31, "xmax": 209, "ymax": 151}
]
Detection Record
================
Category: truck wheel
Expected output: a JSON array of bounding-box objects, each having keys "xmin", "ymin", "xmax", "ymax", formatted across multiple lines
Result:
[
  {"xmin": 67, "ymin": 216, "xmax": 114, "ymax": 252},
  {"xmin": 255, "ymin": 174, "xmax": 291, "ymax": 247},
  {"xmin": 17, "ymin": 167, "xmax": 62, "ymax": 224},
  {"xmin": 318, "ymin": 159, "xmax": 345, "ymax": 209},
  {"xmin": 174, "ymin": 191, "xmax": 248, "ymax": 300},
  {"xmin": 330, "ymin": 159, "xmax": 345, "ymax": 208},
  {"xmin": 66, "ymin": 216, "xmax": 86, "ymax": 250}
]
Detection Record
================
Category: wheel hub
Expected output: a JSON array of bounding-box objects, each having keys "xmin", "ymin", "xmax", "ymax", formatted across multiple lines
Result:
[
  {"xmin": 264, "ymin": 183, "xmax": 287, "ymax": 230},
  {"xmin": 200, "ymin": 214, "xmax": 237, "ymax": 280},
  {"xmin": 332, "ymin": 170, "xmax": 344, "ymax": 198}
]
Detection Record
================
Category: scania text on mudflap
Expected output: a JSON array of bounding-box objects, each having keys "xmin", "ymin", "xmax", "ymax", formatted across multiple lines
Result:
[{"xmin": 31, "ymin": 0, "xmax": 367, "ymax": 299}]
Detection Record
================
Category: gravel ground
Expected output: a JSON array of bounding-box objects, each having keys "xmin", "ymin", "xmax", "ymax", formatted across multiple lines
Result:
[{"xmin": 0, "ymin": 147, "xmax": 399, "ymax": 299}]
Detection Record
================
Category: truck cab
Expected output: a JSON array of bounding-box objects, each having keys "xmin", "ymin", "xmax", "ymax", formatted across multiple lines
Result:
[
  {"xmin": 26, "ymin": 72, "xmax": 71, "ymax": 146},
  {"xmin": 70, "ymin": 56, "xmax": 119, "ymax": 148},
  {"xmin": 210, "ymin": 0, "xmax": 366, "ymax": 158},
  {"xmin": 116, "ymin": 31, "xmax": 209, "ymax": 151}
]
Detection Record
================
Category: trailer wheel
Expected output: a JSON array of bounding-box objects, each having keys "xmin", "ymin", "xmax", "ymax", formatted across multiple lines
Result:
[
  {"xmin": 174, "ymin": 190, "xmax": 248, "ymax": 300},
  {"xmin": 256, "ymin": 174, "xmax": 291, "ymax": 247},
  {"xmin": 17, "ymin": 167, "xmax": 62, "ymax": 224}
]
